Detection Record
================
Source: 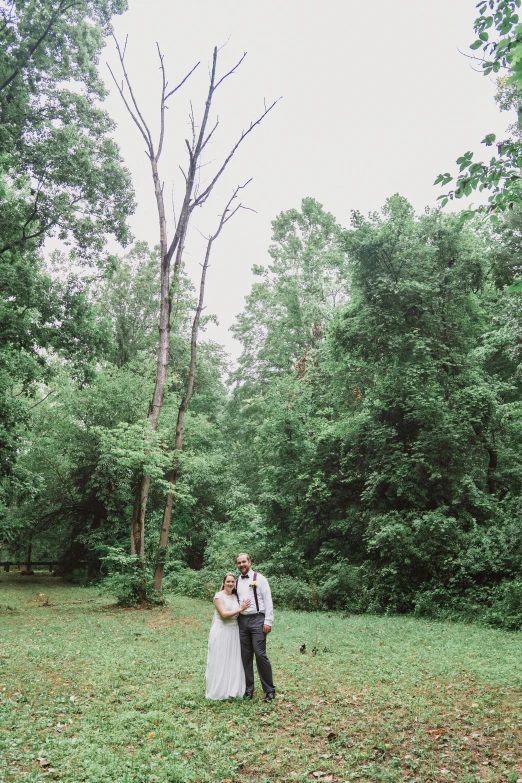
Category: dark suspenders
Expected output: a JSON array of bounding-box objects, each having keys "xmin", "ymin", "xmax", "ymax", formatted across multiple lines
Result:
[{"xmin": 236, "ymin": 572, "xmax": 260, "ymax": 612}]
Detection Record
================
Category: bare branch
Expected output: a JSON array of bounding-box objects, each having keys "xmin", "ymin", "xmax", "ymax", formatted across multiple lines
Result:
[
  {"xmin": 193, "ymin": 98, "xmax": 280, "ymax": 209},
  {"xmin": 200, "ymin": 119, "xmax": 219, "ymax": 153},
  {"xmin": 212, "ymin": 179, "xmax": 252, "ymax": 236},
  {"xmin": 171, "ymin": 184, "xmax": 177, "ymax": 230},
  {"xmin": 107, "ymin": 61, "xmax": 151, "ymax": 154},
  {"xmin": 214, "ymin": 51, "xmax": 247, "ymax": 90},
  {"xmin": 111, "ymin": 34, "xmax": 154, "ymax": 154},
  {"xmin": 157, "ymin": 43, "xmax": 167, "ymax": 160},
  {"xmin": 164, "ymin": 61, "xmax": 200, "ymax": 102},
  {"xmin": 165, "ymin": 47, "xmax": 219, "ymax": 265},
  {"xmin": 28, "ymin": 390, "xmax": 54, "ymax": 410},
  {"xmin": 216, "ymin": 35, "xmax": 232, "ymax": 55}
]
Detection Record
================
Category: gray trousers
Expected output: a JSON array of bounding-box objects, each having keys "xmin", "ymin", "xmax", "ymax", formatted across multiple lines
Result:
[{"xmin": 238, "ymin": 612, "xmax": 275, "ymax": 695}]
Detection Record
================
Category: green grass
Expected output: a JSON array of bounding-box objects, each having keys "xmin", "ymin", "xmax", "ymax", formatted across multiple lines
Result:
[{"xmin": 2, "ymin": 573, "xmax": 522, "ymax": 783}]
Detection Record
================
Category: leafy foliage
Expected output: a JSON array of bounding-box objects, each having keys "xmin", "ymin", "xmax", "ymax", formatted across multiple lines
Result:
[
  {"xmin": 0, "ymin": 0, "xmax": 134, "ymax": 260},
  {"xmin": 435, "ymin": 1, "xmax": 522, "ymax": 218}
]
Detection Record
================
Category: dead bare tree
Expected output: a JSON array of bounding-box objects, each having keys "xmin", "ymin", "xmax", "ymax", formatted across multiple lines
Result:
[
  {"xmin": 153, "ymin": 182, "xmax": 252, "ymax": 592},
  {"xmin": 108, "ymin": 40, "xmax": 279, "ymax": 567}
]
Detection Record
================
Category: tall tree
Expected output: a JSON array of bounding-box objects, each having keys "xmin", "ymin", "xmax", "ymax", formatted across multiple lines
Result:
[
  {"xmin": 0, "ymin": 0, "xmax": 134, "ymax": 259},
  {"xmin": 108, "ymin": 39, "xmax": 277, "ymax": 565},
  {"xmin": 0, "ymin": 0, "xmax": 134, "ymax": 512},
  {"xmin": 231, "ymin": 197, "xmax": 348, "ymax": 388}
]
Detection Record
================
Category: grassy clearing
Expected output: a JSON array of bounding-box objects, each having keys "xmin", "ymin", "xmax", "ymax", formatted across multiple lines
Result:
[{"xmin": 1, "ymin": 573, "xmax": 522, "ymax": 783}]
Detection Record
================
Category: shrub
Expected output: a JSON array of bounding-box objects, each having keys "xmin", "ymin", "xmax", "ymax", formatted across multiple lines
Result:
[
  {"xmin": 163, "ymin": 567, "xmax": 223, "ymax": 601},
  {"xmin": 264, "ymin": 575, "xmax": 319, "ymax": 611},
  {"xmin": 98, "ymin": 546, "xmax": 164, "ymax": 607},
  {"xmin": 164, "ymin": 567, "xmax": 320, "ymax": 611},
  {"xmin": 483, "ymin": 580, "xmax": 522, "ymax": 631},
  {"xmin": 318, "ymin": 562, "xmax": 365, "ymax": 612}
]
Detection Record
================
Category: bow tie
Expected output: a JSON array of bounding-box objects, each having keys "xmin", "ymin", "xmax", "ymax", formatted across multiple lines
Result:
[{"xmin": 240, "ymin": 574, "xmax": 250, "ymax": 579}]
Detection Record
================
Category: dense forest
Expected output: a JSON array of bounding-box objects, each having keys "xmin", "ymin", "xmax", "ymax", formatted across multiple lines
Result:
[{"xmin": 2, "ymin": 0, "xmax": 522, "ymax": 629}]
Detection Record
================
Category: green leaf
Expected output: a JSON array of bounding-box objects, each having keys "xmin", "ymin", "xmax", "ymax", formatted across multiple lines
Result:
[
  {"xmin": 506, "ymin": 279, "xmax": 522, "ymax": 292},
  {"xmin": 470, "ymin": 39, "xmax": 484, "ymax": 49}
]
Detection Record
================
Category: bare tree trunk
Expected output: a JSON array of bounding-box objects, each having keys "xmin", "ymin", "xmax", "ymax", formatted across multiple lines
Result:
[
  {"xmin": 108, "ymin": 39, "xmax": 278, "ymax": 587},
  {"xmin": 153, "ymin": 184, "xmax": 251, "ymax": 592}
]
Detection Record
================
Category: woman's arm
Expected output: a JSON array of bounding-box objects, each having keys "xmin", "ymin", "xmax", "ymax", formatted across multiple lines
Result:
[{"xmin": 214, "ymin": 596, "xmax": 250, "ymax": 619}]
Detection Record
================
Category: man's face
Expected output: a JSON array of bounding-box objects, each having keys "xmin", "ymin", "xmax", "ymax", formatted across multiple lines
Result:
[{"xmin": 236, "ymin": 555, "xmax": 251, "ymax": 575}]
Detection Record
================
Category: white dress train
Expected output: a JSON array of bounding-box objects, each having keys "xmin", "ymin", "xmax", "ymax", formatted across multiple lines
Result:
[{"xmin": 205, "ymin": 591, "xmax": 245, "ymax": 700}]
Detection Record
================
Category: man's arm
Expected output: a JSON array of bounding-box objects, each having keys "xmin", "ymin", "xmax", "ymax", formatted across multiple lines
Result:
[{"xmin": 259, "ymin": 574, "xmax": 274, "ymax": 630}]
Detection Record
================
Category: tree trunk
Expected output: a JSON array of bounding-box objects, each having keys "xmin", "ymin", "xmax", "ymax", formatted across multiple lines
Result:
[
  {"xmin": 153, "ymin": 185, "xmax": 249, "ymax": 592},
  {"xmin": 153, "ymin": 297, "xmax": 200, "ymax": 590},
  {"xmin": 487, "ymin": 447, "xmax": 497, "ymax": 495}
]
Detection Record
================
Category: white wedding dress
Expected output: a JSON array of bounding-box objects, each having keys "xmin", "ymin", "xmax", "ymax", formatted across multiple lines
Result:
[{"xmin": 205, "ymin": 591, "xmax": 245, "ymax": 700}]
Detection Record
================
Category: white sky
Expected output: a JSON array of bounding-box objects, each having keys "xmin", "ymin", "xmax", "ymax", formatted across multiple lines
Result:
[{"xmin": 102, "ymin": 0, "xmax": 510, "ymax": 360}]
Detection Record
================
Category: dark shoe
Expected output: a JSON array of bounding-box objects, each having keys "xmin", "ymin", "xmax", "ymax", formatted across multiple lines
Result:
[
  {"xmin": 265, "ymin": 691, "xmax": 276, "ymax": 701},
  {"xmin": 243, "ymin": 692, "xmax": 253, "ymax": 699}
]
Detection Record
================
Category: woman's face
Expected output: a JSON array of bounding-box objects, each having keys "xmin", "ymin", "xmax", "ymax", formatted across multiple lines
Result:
[{"xmin": 223, "ymin": 575, "xmax": 235, "ymax": 593}]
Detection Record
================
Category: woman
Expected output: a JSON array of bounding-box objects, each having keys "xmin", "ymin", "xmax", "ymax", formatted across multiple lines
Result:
[{"xmin": 205, "ymin": 572, "xmax": 250, "ymax": 700}]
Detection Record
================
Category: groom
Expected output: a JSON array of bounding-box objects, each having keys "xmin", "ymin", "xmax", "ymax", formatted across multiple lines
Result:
[{"xmin": 235, "ymin": 552, "xmax": 276, "ymax": 701}]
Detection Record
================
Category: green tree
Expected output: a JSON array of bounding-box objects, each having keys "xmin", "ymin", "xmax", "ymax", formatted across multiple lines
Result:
[
  {"xmin": 0, "ymin": 0, "xmax": 134, "ymax": 259},
  {"xmin": 231, "ymin": 197, "xmax": 348, "ymax": 388}
]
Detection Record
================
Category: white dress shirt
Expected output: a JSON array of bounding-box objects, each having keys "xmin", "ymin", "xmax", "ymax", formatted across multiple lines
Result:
[{"xmin": 236, "ymin": 569, "xmax": 274, "ymax": 627}]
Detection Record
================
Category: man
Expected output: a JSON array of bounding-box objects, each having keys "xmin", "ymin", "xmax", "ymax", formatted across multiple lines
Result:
[{"xmin": 235, "ymin": 552, "xmax": 276, "ymax": 701}]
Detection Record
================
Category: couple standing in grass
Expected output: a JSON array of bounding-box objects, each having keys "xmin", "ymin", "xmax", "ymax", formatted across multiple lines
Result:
[{"xmin": 205, "ymin": 552, "xmax": 276, "ymax": 702}]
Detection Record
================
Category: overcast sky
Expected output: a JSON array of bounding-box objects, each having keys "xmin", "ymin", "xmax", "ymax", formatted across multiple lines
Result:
[{"xmin": 102, "ymin": 0, "xmax": 510, "ymax": 360}]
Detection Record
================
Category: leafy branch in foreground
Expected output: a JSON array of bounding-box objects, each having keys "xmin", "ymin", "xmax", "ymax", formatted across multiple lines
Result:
[
  {"xmin": 434, "ymin": 134, "xmax": 522, "ymax": 217},
  {"xmin": 435, "ymin": 1, "xmax": 522, "ymax": 217}
]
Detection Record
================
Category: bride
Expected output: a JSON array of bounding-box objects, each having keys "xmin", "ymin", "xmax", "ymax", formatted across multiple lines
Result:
[{"xmin": 205, "ymin": 572, "xmax": 250, "ymax": 700}]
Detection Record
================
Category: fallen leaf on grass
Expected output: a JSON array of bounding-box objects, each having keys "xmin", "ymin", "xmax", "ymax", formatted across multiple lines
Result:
[
  {"xmin": 312, "ymin": 772, "xmax": 333, "ymax": 780},
  {"xmin": 37, "ymin": 757, "xmax": 50, "ymax": 767}
]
